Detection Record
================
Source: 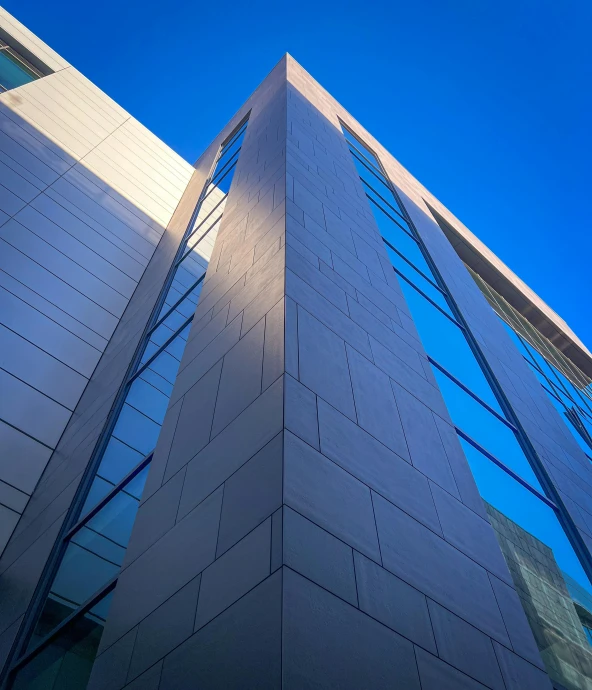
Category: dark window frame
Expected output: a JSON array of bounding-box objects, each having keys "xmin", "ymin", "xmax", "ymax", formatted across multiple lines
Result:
[
  {"xmin": 340, "ymin": 121, "xmax": 592, "ymax": 593},
  {"xmin": 2, "ymin": 114, "xmax": 252, "ymax": 685}
]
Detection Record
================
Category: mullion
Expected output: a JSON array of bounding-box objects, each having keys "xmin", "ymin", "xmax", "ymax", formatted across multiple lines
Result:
[
  {"xmin": 148, "ymin": 274, "xmax": 205, "ymax": 336},
  {"xmin": 429, "ymin": 357, "xmax": 518, "ymax": 432},
  {"xmin": 547, "ymin": 357, "xmax": 592, "ymax": 417},
  {"xmin": 129, "ymin": 315, "xmax": 193, "ymax": 385},
  {"xmin": 211, "ymin": 147, "xmax": 241, "ymax": 183},
  {"xmin": 383, "ymin": 238, "xmax": 446, "ymax": 295},
  {"xmin": 176, "ymin": 216, "xmax": 221, "ymax": 267},
  {"xmin": 350, "ymin": 147, "xmax": 391, "ymax": 189},
  {"xmin": 348, "ymin": 135, "xmax": 592, "ymax": 601},
  {"xmin": 520, "ymin": 332, "xmax": 592, "ymax": 415},
  {"xmin": 184, "ymin": 195, "xmax": 226, "ymax": 246},
  {"xmin": 12, "ymin": 578, "xmax": 118, "ymax": 672},
  {"xmin": 8, "ymin": 117, "xmax": 251, "ymax": 682},
  {"xmin": 455, "ymin": 427, "xmax": 558, "ymax": 510},
  {"xmin": 203, "ymin": 159, "xmax": 237, "ymax": 198},
  {"xmin": 220, "ymin": 121, "xmax": 248, "ymax": 153},
  {"xmin": 393, "ymin": 266, "xmax": 461, "ymax": 327},
  {"xmin": 367, "ymin": 196, "xmax": 415, "ymax": 241},
  {"xmin": 362, "ymin": 178, "xmax": 406, "ymax": 221},
  {"xmin": 65, "ymin": 452, "xmax": 153, "ymax": 541},
  {"xmin": 67, "ymin": 537, "xmax": 122, "ymax": 570},
  {"xmin": 343, "ymin": 132, "xmax": 382, "ymax": 170}
]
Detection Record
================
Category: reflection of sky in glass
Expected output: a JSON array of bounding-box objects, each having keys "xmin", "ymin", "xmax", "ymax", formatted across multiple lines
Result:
[
  {"xmin": 340, "ymin": 123, "xmax": 592, "ymax": 662},
  {"xmin": 434, "ymin": 368, "xmax": 543, "ymax": 490},
  {"xmin": 23, "ymin": 119, "xmax": 251, "ymax": 670},
  {"xmin": 14, "ymin": 589, "xmax": 113, "ymax": 690},
  {"xmin": 80, "ymin": 129, "xmax": 243, "ymax": 519},
  {"xmin": 385, "ymin": 246, "xmax": 450, "ymax": 312},
  {"xmin": 342, "ymin": 127, "xmax": 381, "ymax": 168},
  {"xmin": 500, "ymin": 319, "xmax": 592, "ymax": 456},
  {"xmin": 401, "ymin": 283, "xmax": 502, "ymax": 411},
  {"xmin": 461, "ymin": 439, "xmax": 591, "ymax": 594},
  {"xmin": 30, "ymin": 466, "xmax": 148, "ymax": 645}
]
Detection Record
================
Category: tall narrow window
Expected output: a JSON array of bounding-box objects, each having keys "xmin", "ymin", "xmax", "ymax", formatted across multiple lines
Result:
[
  {"xmin": 342, "ymin": 122, "xmax": 592, "ymax": 690},
  {"xmin": 7, "ymin": 117, "xmax": 250, "ymax": 690},
  {"xmin": 469, "ymin": 267, "xmax": 592, "ymax": 460}
]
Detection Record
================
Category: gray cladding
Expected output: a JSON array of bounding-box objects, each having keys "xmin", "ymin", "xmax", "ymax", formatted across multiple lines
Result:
[
  {"xmin": 0, "ymin": 66, "xmax": 194, "ymax": 555},
  {"xmin": 4, "ymin": 55, "xmax": 581, "ymax": 689}
]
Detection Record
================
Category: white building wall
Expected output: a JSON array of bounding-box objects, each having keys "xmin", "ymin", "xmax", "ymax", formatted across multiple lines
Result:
[{"xmin": 0, "ymin": 9, "xmax": 194, "ymax": 553}]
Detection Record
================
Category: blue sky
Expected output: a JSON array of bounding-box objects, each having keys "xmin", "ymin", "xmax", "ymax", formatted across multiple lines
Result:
[{"xmin": 8, "ymin": 0, "xmax": 591, "ymax": 348}]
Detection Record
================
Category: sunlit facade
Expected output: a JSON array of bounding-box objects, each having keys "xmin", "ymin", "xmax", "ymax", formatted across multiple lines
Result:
[{"xmin": 1, "ymin": 10, "xmax": 591, "ymax": 690}]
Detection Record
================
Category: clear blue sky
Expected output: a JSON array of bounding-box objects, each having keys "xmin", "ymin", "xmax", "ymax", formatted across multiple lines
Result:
[{"xmin": 7, "ymin": 0, "xmax": 591, "ymax": 348}]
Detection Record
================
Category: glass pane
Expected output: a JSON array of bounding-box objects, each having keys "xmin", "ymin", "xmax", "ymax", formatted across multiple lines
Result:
[
  {"xmin": 435, "ymin": 368, "xmax": 543, "ymax": 489},
  {"xmin": 111, "ymin": 403, "xmax": 161, "ymax": 455},
  {"xmin": 212, "ymin": 148, "xmax": 240, "ymax": 184},
  {"xmin": 125, "ymin": 376, "xmax": 169, "ymax": 425},
  {"xmin": 218, "ymin": 123, "xmax": 248, "ymax": 165},
  {"xmin": 13, "ymin": 591, "xmax": 113, "ymax": 690},
  {"xmin": 30, "ymin": 470, "xmax": 147, "ymax": 644},
  {"xmin": 384, "ymin": 244, "xmax": 450, "ymax": 312},
  {"xmin": 205, "ymin": 161, "xmax": 237, "ymax": 197},
  {"xmin": 350, "ymin": 152, "xmax": 392, "ymax": 198},
  {"xmin": 184, "ymin": 216, "xmax": 221, "ymax": 260},
  {"xmin": 375, "ymin": 211, "xmax": 433, "ymax": 277},
  {"xmin": 400, "ymin": 282, "xmax": 502, "ymax": 410},
  {"xmin": 82, "ymin": 439, "xmax": 143, "ymax": 513},
  {"xmin": 363, "ymin": 179, "xmax": 404, "ymax": 221},
  {"xmin": 464, "ymin": 439, "xmax": 590, "ymax": 591},
  {"xmin": 342, "ymin": 127, "xmax": 381, "ymax": 168},
  {"xmin": 461, "ymin": 439, "xmax": 592, "ymax": 690},
  {"xmin": 139, "ymin": 324, "xmax": 190, "ymax": 390},
  {"xmin": 156, "ymin": 280, "xmax": 202, "ymax": 328},
  {"xmin": 0, "ymin": 51, "xmax": 37, "ymax": 90}
]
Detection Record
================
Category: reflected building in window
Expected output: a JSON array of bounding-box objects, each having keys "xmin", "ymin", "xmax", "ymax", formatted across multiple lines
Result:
[{"xmin": 1, "ymin": 8, "xmax": 592, "ymax": 690}]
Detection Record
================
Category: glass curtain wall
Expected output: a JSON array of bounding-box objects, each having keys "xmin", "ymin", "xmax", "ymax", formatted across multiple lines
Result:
[
  {"xmin": 8, "ymin": 117, "xmax": 250, "ymax": 690},
  {"xmin": 469, "ymin": 268, "xmax": 592, "ymax": 458},
  {"xmin": 341, "ymin": 123, "xmax": 592, "ymax": 689}
]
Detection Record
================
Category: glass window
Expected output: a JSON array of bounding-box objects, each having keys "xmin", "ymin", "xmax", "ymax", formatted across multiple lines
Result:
[
  {"xmin": 341, "ymin": 126, "xmax": 381, "ymax": 168},
  {"xmin": 462, "ymin": 437, "xmax": 592, "ymax": 690},
  {"xmin": 30, "ymin": 467, "xmax": 146, "ymax": 644},
  {"xmin": 0, "ymin": 49, "xmax": 39, "ymax": 91},
  {"xmin": 111, "ymin": 403, "xmax": 160, "ymax": 456},
  {"xmin": 363, "ymin": 179, "xmax": 405, "ymax": 222},
  {"xmin": 435, "ymin": 368, "xmax": 543, "ymax": 489},
  {"xmin": 400, "ymin": 282, "xmax": 502, "ymax": 410},
  {"xmin": 82, "ymin": 440, "xmax": 144, "ymax": 512},
  {"xmin": 376, "ymin": 213, "xmax": 433, "ymax": 278},
  {"xmin": 155, "ymin": 279, "xmax": 203, "ymax": 334},
  {"xmin": 125, "ymin": 376, "xmax": 169, "ymax": 426},
  {"xmin": 13, "ymin": 591, "xmax": 113, "ymax": 690},
  {"xmin": 350, "ymin": 152, "xmax": 392, "ymax": 199},
  {"xmin": 218, "ymin": 121, "xmax": 248, "ymax": 163},
  {"xmin": 14, "ymin": 117, "xmax": 250, "ymax": 679},
  {"xmin": 461, "ymin": 438, "xmax": 590, "ymax": 593},
  {"xmin": 385, "ymin": 244, "xmax": 450, "ymax": 312}
]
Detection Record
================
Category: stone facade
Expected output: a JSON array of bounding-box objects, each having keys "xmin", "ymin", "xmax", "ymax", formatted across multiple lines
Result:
[
  {"xmin": 81, "ymin": 57, "xmax": 561, "ymax": 689},
  {"xmin": 1, "ymin": 21, "xmax": 591, "ymax": 690},
  {"xmin": 487, "ymin": 503, "xmax": 592, "ymax": 690}
]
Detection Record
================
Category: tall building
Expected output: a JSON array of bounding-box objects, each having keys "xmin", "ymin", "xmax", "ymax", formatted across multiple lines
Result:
[{"xmin": 1, "ymin": 9, "xmax": 591, "ymax": 690}]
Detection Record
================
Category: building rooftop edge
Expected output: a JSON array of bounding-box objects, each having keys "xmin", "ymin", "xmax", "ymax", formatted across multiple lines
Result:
[{"xmin": 282, "ymin": 55, "xmax": 592, "ymax": 376}]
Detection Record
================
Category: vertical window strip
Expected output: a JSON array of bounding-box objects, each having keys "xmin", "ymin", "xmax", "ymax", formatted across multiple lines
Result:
[
  {"xmin": 469, "ymin": 267, "xmax": 592, "ymax": 417},
  {"xmin": 7, "ymin": 117, "xmax": 250, "ymax": 688},
  {"xmin": 341, "ymin": 124, "xmax": 592, "ymax": 690}
]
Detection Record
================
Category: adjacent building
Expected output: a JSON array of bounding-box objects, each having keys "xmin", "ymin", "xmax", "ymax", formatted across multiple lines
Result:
[{"xmin": 1, "ymin": 9, "xmax": 591, "ymax": 690}]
